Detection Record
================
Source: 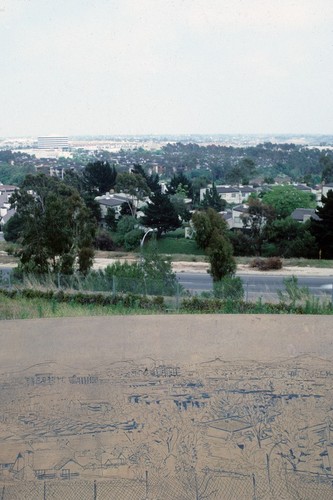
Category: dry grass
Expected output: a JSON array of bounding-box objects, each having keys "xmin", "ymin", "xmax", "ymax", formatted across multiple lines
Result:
[{"xmin": 0, "ymin": 295, "xmax": 157, "ymax": 320}]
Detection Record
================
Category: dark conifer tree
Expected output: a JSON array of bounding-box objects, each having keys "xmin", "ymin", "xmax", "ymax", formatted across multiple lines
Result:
[{"xmin": 141, "ymin": 192, "xmax": 181, "ymax": 237}]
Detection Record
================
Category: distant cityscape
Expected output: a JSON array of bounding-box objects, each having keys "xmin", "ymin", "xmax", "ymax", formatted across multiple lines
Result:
[{"xmin": 1, "ymin": 134, "xmax": 333, "ymax": 158}]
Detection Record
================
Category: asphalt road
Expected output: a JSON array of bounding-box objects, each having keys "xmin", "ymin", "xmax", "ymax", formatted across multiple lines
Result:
[
  {"xmin": 176, "ymin": 272, "xmax": 333, "ymax": 299},
  {"xmin": 1, "ymin": 265, "xmax": 333, "ymax": 301}
]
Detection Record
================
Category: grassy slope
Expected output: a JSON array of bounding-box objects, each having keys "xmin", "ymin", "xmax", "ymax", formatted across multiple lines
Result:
[
  {"xmin": 1, "ymin": 291, "xmax": 332, "ymax": 320},
  {"xmin": 0, "ymin": 294, "xmax": 160, "ymax": 320}
]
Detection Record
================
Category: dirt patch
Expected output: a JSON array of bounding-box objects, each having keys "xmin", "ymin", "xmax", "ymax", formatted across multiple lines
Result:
[
  {"xmin": 94, "ymin": 257, "xmax": 333, "ymax": 276},
  {"xmin": 1, "ymin": 254, "xmax": 332, "ymax": 276}
]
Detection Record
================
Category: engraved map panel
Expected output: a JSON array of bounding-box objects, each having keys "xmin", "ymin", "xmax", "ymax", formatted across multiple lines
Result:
[{"xmin": 0, "ymin": 315, "xmax": 333, "ymax": 499}]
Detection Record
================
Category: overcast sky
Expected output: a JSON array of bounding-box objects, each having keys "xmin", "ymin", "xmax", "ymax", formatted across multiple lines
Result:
[{"xmin": 1, "ymin": 0, "xmax": 333, "ymax": 137}]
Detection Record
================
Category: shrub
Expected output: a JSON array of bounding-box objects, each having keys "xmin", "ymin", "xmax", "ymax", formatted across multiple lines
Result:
[
  {"xmin": 78, "ymin": 247, "xmax": 94, "ymax": 275},
  {"xmin": 250, "ymin": 257, "xmax": 282, "ymax": 271},
  {"xmin": 265, "ymin": 257, "xmax": 282, "ymax": 270},
  {"xmin": 181, "ymin": 296, "xmax": 223, "ymax": 313},
  {"xmin": 114, "ymin": 216, "xmax": 138, "ymax": 247},
  {"xmin": 213, "ymin": 276, "xmax": 244, "ymax": 300},
  {"xmin": 277, "ymin": 276, "xmax": 310, "ymax": 307},
  {"xmin": 103, "ymin": 249, "xmax": 179, "ymax": 296},
  {"xmin": 249, "ymin": 257, "xmax": 261, "ymax": 268},
  {"xmin": 4, "ymin": 244, "xmax": 17, "ymax": 256},
  {"xmin": 94, "ymin": 232, "xmax": 116, "ymax": 251},
  {"xmin": 229, "ymin": 230, "xmax": 257, "ymax": 256},
  {"xmin": 124, "ymin": 228, "xmax": 144, "ymax": 251},
  {"xmin": 261, "ymin": 243, "xmax": 279, "ymax": 257},
  {"xmin": 11, "ymin": 267, "xmax": 24, "ymax": 283},
  {"xmin": 0, "ymin": 288, "xmax": 166, "ymax": 312},
  {"xmin": 163, "ymin": 228, "xmax": 185, "ymax": 239}
]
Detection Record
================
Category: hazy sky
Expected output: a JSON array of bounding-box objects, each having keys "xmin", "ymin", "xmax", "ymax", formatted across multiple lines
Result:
[{"xmin": 1, "ymin": 0, "xmax": 333, "ymax": 137}]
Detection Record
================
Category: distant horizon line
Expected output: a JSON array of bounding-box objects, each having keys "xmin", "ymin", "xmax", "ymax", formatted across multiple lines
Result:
[{"xmin": 2, "ymin": 133, "xmax": 333, "ymax": 140}]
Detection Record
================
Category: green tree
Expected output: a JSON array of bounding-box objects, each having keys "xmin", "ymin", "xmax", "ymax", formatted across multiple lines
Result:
[
  {"xmin": 10, "ymin": 174, "xmax": 96, "ymax": 274},
  {"xmin": 263, "ymin": 217, "xmax": 318, "ymax": 258},
  {"xmin": 0, "ymin": 162, "xmax": 35, "ymax": 185},
  {"xmin": 83, "ymin": 161, "xmax": 117, "ymax": 196},
  {"xmin": 225, "ymin": 165, "xmax": 243, "ymax": 184},
  {"xmin": 117, "ymin": 215, "xmax": 138, "ymax": 234},
  {"xmin": 141, "ymin": 192, "xmax": 181, "ymax": 237},
  {"xmin": 63, "ymin": 168, "xmax": 102, "ymax": 222},
  {"xmin": 132, "ymin": 163, "xmax": 161, "ymax": 193},
  {"xmin": 81, "ymin": 191, "xmax": 102, "ymax": 223},
  {"xmin": 211, "ymin": 163, "xmax": 225, "ymax": 182},
  {"xmin": 320, "ymin": 154, "xmax": 333, "ymax": 184},
  {"xmin": 114, "ymin": 215, "xmax": 138, "ymax": 247},
  {"xmin": 115, "ymin": 172, "xmax": 150, "ymax": 217},
  {"xmin": 241, "ymin": 196, "xmax": 275, "ymax": 255},
  {"xmin": 225, "ymin": 158, "xmax": 256, "ymax": 185},
  {"xmin": 141, "ymin": 244, "xmax": 177, "ymax": 285},
  {"xmin": 62, "ymin": 169, "xmax": 85, "ymax": 193},
  {"xmin": 169, "ymin": 185, "xmax": 191, "ymax": 222},
  {"xmin": 310, "ymin": 190, "xmax": 333, "ymax": 258},
  {"xmin": 104, "ymin": 207, "xmax": 117, "ymax": 231},
  {"xmin": 3, "ymin": 213, "xmax": 24, "ymax": 242},
  {"xmin": 228, "ymin": 230, "xmax": 257, "ymax": 256},
  {"xmin": 200, "ymin": 183, "xmax": 226, "ymax": 211},
  {"xmin": 119, "ymin": 200, "xmax": 134, "ymax": 217},
  {"xmin": 168, "ymin": 173, "xmax": 193, "ymax": 197},
  {"xmin": 263, "ymin": 175, "xmax": 275, "ymax": 184},
  {"xmin": 241, "ymin": 158, "xmax": 256, "ymax": 178},
  {"xmin": 262, "ymin": 185, "xmax": 315, "ymax": 219},
  {"xmin": 207, "ymin": 229, "xmax": 236, "ymax": 281},
  {"xmin": 123, "ymin": 228, "xmax": 144, "ymax": 251},
  {"xmin": 131, "ymin": 163, "xmax": 147, "ymax": 178},
  {"xmin": 192, "ymin": 208, "xmax": 228, "ymax": 249},
  {"xmin": 191, "ymin": 176, "xmax": 209, "ymax": 206},
  {"xmin": 192, "ymin": 208, "xmax": 236, "ymax": 280}
]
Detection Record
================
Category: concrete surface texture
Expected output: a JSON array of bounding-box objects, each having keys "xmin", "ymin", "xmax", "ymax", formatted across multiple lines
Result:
[
  {"xmin": 0, "ymin": 314, "xmax": 332, "ymax": 368},
  {"xmin": 1, "ymin": 314, "xmax": 333, "ymax": 499}
]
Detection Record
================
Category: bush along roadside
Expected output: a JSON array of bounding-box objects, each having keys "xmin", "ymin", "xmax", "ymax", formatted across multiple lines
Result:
[
  {"xmin": 180, "ymin": 296, "xmax": 333, "ymax": 314},
  {"xmin": 0, "ymin": 289, "xmax": 166, "ymax": 312},
  {"xmin": 0, "ymin": 289, "xmax": 333, "ymax": 314},
  {"xmin": 1, "ymin": 282, "xmax": 332, "ymax": 316}
]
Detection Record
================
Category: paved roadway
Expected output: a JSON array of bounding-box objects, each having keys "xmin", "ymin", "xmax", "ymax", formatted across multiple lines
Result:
[{"xmin": 176, "ymin": 272, "xmax": 333, "ymax": 300}]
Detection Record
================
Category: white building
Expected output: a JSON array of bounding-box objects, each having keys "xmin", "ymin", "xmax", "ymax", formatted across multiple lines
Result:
[
  {"xmin": 37, "ymin": 136, "xmax": 69, "ymax": 150},
  {"xmin": 222, "ymin": 205, "xmax": 249, "ymax": 229},
  {"xmin": 322, "ymin": 183, "xmax": 333, "ymax": 198},
  {"xmin": 200, "ymin": 185, "xmax": 257, "ymax": 205},
  {"xmin": 0, "ymin": 185, "xmax": 17, "ymax": 230}
]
